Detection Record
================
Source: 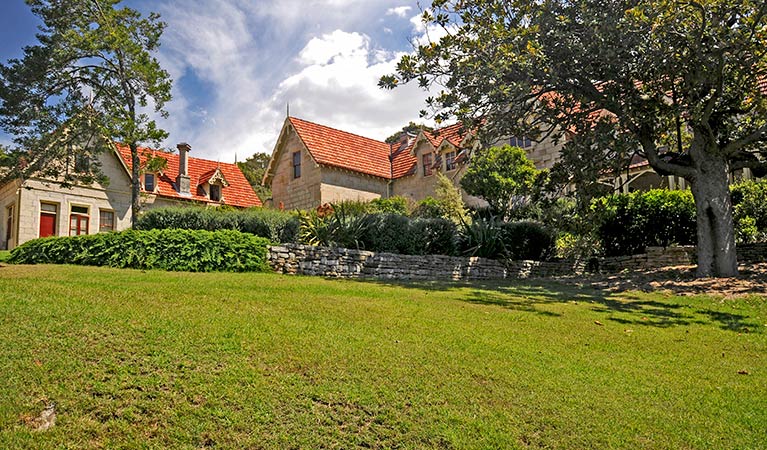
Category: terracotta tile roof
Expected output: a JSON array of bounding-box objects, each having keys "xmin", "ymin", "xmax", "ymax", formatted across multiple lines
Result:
[
  {"xmin": 289, "ymin": 117, "xmax": 393, "ymax": 179},
  {"xmin": 390, "ymin": 122, "xmax": 470, "ymax": 179},
  {"xmin": 115, "ymin": 144, "xmax": 261, "ymax": 208}
]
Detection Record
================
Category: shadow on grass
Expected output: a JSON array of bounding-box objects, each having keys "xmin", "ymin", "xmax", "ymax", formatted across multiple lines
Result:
[{"xmin": 362, "ymin": 277, "xmax": 761, "ymax": 333}]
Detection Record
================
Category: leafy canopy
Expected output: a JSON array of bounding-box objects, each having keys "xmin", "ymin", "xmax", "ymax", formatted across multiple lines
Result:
[{"xmin": 460, "ymin": 144, "xmax": 538, "ymax": 217}]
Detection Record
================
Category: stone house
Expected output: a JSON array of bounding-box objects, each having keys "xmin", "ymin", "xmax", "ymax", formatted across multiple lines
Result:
[
  {"xmin": 263, "ymin": 117, "xmax": 520, "ymax": 210},
  {"xmin": 0, "ymin": 143, "xmax": 261, "ymax": 250}
]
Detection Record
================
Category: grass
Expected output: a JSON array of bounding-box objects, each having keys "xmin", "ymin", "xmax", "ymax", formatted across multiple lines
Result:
[{"xmin": 0, "ymin": 264, "xmax": 765, "ymax": 449}]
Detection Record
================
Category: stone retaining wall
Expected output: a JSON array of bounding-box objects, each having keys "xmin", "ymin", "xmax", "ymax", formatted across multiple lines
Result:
[{"xmin": 267, "ymin": 243, "xmax": 764, "ymax": 281}]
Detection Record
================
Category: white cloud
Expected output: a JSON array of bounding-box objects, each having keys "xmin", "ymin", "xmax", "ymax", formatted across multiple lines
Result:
[
  {"xmin": 386, "ymin": 6, "xmax": 412, "ymax": 18},
  {"xmin": 145, "ymin": 0, "xmax": 432, "ymax": 162}
]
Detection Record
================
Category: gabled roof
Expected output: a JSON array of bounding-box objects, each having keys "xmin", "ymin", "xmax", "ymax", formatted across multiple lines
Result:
[
  {"xmin": 114, "ymin": 144, "xmax": 261, "ymax": 208},
  {"xmin": 289, "ymin": 117, "xmax": 393, "ymax": 179}
]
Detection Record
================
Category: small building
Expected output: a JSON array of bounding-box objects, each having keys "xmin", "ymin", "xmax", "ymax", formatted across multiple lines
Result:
[{"xmin": 0, "ymin": 142, "xmax": 261, "ymax": 250}]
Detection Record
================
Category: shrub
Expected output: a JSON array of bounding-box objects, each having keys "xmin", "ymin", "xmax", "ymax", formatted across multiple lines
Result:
[
  {"xmin": 135, "ymin": 207, "xmax": 299, "ymax": 243},
  {"xmin": 369, "ymin": 196, "xmax": 409, "ymax": 215},
  {"xmin": 412, "ymin": 197, "xmax": 444, "ymax": 219},
  {"xmin": 409, "ymin": 218, "xmax": 458, "ymax": 256},
  {"xmin": 361, "ymin": 213, "xmax": 415, "ymax": 254},
  {"xmin": 591, "ymin": 189, "xmax": 696, "ymax": 256},
  {"xmin": 498, "ymin": 221, "xmax": 555, "ymax": 260},
  {"xmin": 9, "ymin": 229, "xmax": 271, "ymax": 272},
  {"xmin": 731, "ymin": 179, "xmax": 767, "ymax": 243}
]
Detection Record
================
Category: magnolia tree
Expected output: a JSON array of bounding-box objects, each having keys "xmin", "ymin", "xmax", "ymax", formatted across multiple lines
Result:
[
  {"xmin": 0, "ymin": 0, "xmax": 172, "ymax": 226},
  {"xmin": 381, "ymin": 0, "xmax": 767, "ymax": 277}
]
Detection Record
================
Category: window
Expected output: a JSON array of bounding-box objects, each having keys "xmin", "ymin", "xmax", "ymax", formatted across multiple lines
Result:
[
  {"xmin": 292, "ymin": 151, "xmax": 301, "ymax": 179},
  {"xmin": 210, "ymin": 184, "xmax": 222, "ymax": 202},
  {"xmin": 99, "ymin": 210, "xmax": 115, "ymax": 232},
  {"xmin": 39, "ymin": 202, "xmax": 58, "ymax": 238},
  {"xmin": 445, "ymin": 151, "xmax": 457, "ymax": 171},
  {"xmin": 509, "ymin": 136, "xmax": 532, "ymax": 148},
  {"xmin": 5, "ymin": 205, "xmax": 13, "ymax": 244},
  {"xmin": 69, "ymin": 205, "xmax": 89, "ymax": 236},
  {"xmin": 144, "ymin": 173, "xmax": 156, "ymax": 192},
  {"xmin": 422, "ymin": 153, "xmax": 433, "ymax": 176}
]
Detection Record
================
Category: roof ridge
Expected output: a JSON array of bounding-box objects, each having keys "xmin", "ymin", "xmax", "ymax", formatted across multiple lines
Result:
[{"xmin": 289, "ymin": 116, "xmax": 388, "ymax": 145}]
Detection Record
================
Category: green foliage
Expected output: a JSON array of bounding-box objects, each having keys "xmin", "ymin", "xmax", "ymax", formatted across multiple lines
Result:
[
  {"xmin": 135, "ymin": 207, "xmax": 299, "ymax": 243},
  {"xmin": 591, "ymin": 189, "xmax": 697, "ymax": 257},
  {"xmin": 731, "ymin": 179, "xmax": 767, "ymax": 243},
  {"xmin": 460, "ymin": 145, "xmax": 538, "ymax": 218},
  {"xmin": 0, "ymin": 250, "xmax": 10, "ymax": 263},
  {"xmin": 9, "ymin": 229, "xmax": 270, "ymax": 272}
]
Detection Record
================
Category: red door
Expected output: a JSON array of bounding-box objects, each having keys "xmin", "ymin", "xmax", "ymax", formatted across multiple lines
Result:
[{"xmin": 39, "ymin": 213, "xmax": 56, "ymax": 237}]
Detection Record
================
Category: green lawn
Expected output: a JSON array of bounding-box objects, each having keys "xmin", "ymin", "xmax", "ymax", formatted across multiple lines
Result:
[{"xmin": 0, "ymin": 265, "xmax": 765, "ymax": 449}]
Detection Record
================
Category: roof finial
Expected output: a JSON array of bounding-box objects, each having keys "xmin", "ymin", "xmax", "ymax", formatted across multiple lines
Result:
[{"xmin": 286, "ymin": 101, "xmax": 290, "ymax": 118}]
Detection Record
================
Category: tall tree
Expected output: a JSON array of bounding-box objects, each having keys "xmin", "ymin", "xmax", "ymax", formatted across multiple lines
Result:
[
  {"xmin": 238, "ymin": 152, "xmax": 271, "ymax": 201},
  {"xmin": 0, "ymin": 0, "xmax": 172, "ymax": 227},
  {"xmin": 381, "ymin": 0, "xmax": 767, "ymax": 277}
]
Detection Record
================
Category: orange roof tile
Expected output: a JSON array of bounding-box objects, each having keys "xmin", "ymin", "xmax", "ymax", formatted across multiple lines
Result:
[
  {"xmin": 289, "ymin": 117, "xmax": 393, "ymax": 179},
  {"xmin": 115, "ymin": 144, "xmax": 261, "ymax": 208}
]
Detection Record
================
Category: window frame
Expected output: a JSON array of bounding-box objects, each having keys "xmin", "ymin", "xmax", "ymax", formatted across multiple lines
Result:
[
  {"xmin": 292, "ymin": 151, "xmax": 302, "ymax": 179},
  {"xmin": 445, "ymin": 151, "xmax": 457, "ymax": 171},
  {"xmin": 210, "ymin": 184, "xmax": 222, "ymax": 202},
  {"xmin": 144, "ymin": 173, "xmax": 156, "ymax": 192},
  {"xmin": 99, "ymin": 209, "xmax": 115, "ymax": 233},
  {"xmin": 422, "ymin": 153, "xmax": 434, "ymax": 177},
  {"xmin": 5, "ymin": 204, "xmax": 14, "ymax": 243},
  {"xmin": 69, "ymin": 204, "xmax": 90, "ymax": 236}
]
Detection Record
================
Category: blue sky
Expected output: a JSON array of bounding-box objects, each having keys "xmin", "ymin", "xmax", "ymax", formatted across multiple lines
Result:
[{"xmin": 0, "ymin": 0, "xmax": 445, "ymax": 162}]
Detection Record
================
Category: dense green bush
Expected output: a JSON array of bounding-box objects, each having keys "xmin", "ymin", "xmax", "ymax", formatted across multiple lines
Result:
[
  {"xmin": 731, "ymin": 179, "xmax": 767, "ymax": 243},
  {"xmin": 591, "ymin": 189, "xmax": 696, "ymax": 256},
  {"xmin": 499, "ymin": 221, "xmax": 556, "ymax": 260},
  {"xmin": 411, "ymin": 197, "xmax": 444, "ymax": 219},
  {"xmin": 359, "ymin": 214, "xmax": 457, "ymax": 255},
  {"xmin": 9, "ymin": 229, "xmax": 271, "ymax": 272},
  {"xmin": 135, "ymin": 207, "xmax": 299, "ymax": 243},
  {"xmin": 298, "ymin": 208, "xmax": 373, "ymax": 249}
]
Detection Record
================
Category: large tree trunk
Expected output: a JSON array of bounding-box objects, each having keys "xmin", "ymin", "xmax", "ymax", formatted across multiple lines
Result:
[
  {"xmin": 130, "ymin": 142, "xmax": 140, "ymax": 228},
  {"xmin": 689, "ymin": 145, "xmax": 738, "ymax": 278}
]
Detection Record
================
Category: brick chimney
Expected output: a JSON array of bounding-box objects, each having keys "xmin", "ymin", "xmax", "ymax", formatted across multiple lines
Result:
[{"xmin": 176, "ymin": 142, "xmax": 191, "ymax": 195}]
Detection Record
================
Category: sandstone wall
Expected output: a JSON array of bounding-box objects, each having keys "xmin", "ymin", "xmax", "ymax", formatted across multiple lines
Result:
[{"xmin": 267, "ymin": 244, "xmax": 767, "ymax": 282}]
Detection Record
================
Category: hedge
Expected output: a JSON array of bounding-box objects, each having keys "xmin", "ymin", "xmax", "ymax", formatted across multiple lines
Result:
[
  {"xmin": 459, "ymin": 219, "xmax": 555, "ymax": 260},
  {"xmin": 591, "ymin": 189, "xmax": 697, "ymax": 257},
  {"xmin": 135, "ymin": 207, "xmax": 299, "ymax": 243},
  {"xmin": 9, "ymin": 229, "xmax": 271, "ymax": 272}
]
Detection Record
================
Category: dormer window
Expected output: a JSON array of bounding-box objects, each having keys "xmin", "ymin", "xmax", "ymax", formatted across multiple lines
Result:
[
  {"xmin": 210, "ymin": 184, "xmax": 222, "ymax": 202},
  {"xmin": 144, "ymin": 173, "xmax": 156, "ymax": 192}
]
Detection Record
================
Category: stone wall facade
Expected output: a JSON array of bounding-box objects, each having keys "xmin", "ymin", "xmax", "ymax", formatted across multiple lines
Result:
[{"xmin": 267, "ymin": 243, "xmax": 766, "ymax": 282}]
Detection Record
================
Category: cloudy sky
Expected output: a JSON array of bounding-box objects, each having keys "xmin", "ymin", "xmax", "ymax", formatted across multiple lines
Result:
[{"xmin": 0, "ymin": 0, "xmax": 443, "ymax": 162}]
